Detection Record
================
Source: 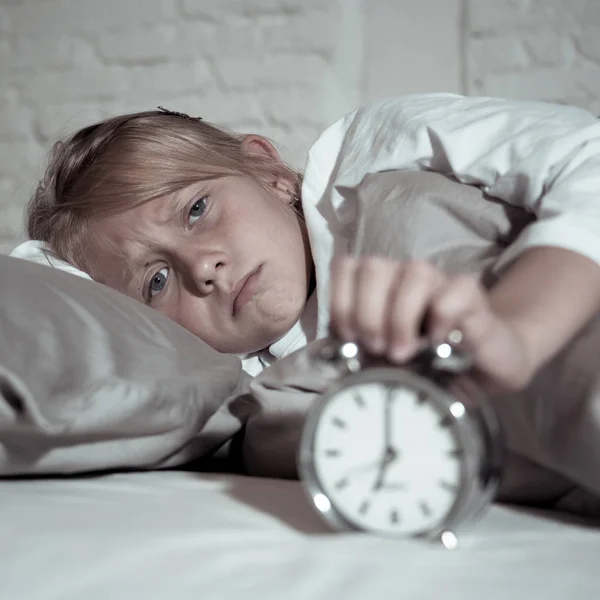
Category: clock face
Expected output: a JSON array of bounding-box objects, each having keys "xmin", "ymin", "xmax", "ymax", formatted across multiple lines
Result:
[{"xmin": 311, "ymin": 379, "xmax": 463, "ymax": 537}]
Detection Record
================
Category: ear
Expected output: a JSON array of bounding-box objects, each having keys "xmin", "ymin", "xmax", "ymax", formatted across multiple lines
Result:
[
  {"xmin": 241, "ymin": 135, "xmax": 295, "ymax": 199},
  {"xmin": 240, "ymin": 135, "xmax": 282, "ymax": 161}
]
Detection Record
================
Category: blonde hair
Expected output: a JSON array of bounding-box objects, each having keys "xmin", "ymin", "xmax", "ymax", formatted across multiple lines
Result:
[{"xmin": 27, "ymin": 109, "xmax": 302, "ymax": 273}]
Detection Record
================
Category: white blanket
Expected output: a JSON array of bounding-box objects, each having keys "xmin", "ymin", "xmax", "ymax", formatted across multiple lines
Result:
[{"xmin": 1, "ymin": 471, "xmax": 598, "ymax": 600}]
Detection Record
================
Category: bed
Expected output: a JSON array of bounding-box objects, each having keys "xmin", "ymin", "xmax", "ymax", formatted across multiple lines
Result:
[
  {"xmin": 2, "ymin": 470, "xmax": 599, "ymax": 600},
  {"xmin": 3, "ymin": 171, "xmax": 600, "ymax": 598}
]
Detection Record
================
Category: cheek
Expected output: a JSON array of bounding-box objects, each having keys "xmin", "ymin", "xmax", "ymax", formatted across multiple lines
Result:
[
  {"xmin": 266, "ymin": 216, "xmax": 308, "ymax": 269},
  {"xmin": 169, "ymin": 297, "xmax": 240, "ymax": 353},
  {"xmin": 167, "ymin": 298, "xmax": 213, "ymax": 341},
  {"xmin": 253, "ymin": 280, "xmax": 306, "ymax": 324}
]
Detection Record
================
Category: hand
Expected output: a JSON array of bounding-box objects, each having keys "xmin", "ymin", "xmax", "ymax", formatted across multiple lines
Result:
[{"xmin": 329, "ymin": 256, "xmax": 533, "ymax": 393}]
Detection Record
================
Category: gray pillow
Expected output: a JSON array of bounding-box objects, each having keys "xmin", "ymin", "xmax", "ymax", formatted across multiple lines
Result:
[{"xmin": 0, "ymin": 254, "xmax": 250, "ymax": 476}]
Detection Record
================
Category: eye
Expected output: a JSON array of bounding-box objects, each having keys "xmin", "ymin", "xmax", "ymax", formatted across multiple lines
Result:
[
  {"xmin": 188, "ymin": 196, "xmax": 208, "ymax": 226},
  {"xmin": 148, "ymin": 267, "xmax": 169, "ymax": 299}
]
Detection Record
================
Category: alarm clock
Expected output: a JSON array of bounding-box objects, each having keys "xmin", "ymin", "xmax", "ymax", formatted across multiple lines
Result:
[{"xmin": 297, "ymin": 334, "xmax": 503, "ymax": 545}]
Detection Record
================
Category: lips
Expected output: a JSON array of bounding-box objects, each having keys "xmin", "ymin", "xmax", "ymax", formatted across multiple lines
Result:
[{"xmin": 232, "ymin": 266, "xmax": 261, "ymax": 316}]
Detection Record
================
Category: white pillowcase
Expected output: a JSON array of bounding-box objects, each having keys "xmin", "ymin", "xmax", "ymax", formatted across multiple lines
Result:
[{"xmin": 10, "ymin": 240, "xmax": 92, "ymax": 280}]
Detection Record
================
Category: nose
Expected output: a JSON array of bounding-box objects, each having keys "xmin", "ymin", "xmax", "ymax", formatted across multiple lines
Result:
[{"xmin": 179, "ymin": 248, "xmax": 229, "ymax": 295}]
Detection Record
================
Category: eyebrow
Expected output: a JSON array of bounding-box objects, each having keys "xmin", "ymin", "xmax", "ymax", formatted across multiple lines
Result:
[
  {"xmin": 156, "ymin": 189, "xmax": 187, "ymax": 227},
  {"xmin": 103, "ymin": 234, "xmax": 150, "ymax": 297}
]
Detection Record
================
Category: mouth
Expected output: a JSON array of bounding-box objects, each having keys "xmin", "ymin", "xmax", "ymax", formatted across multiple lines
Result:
[{"xmin": 232, "ymin": 266, "xmax": 262, "ymax": 317}]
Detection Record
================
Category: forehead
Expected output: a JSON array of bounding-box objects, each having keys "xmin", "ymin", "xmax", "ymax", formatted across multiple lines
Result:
[
  {"xmin": 86, "ymin": 188, "xmax": 185, "ymax": 285},
  {"xmin": 97, "ymin": 180, "xmax": 205, "ymax": 240}
]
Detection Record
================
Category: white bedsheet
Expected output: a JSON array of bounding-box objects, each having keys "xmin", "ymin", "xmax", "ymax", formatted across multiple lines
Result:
[{"xmin": 1, "ymin": 471, "xmax": 599, "ymax": 600}]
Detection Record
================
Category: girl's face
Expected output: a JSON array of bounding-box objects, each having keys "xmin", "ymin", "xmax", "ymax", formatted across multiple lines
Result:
[{"xmin": 88, "ymin": 172, "xmax": 313, "ymax": 354}]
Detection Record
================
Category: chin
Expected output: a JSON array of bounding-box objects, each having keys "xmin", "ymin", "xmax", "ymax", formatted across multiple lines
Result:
[
  {"xmin": 222, "ymin": 285, "xmax": 306, "ymax": 355},
  {"xmin": 256, "ymin": 284, "xmax": 305, "ymax": 324},
  {"xmin": 242, "ymin": 307, "xmax": 304, "ymax": 354}
]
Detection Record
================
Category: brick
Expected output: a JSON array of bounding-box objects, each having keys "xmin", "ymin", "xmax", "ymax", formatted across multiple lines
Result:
[
  {"xmin": 261, "ymin": 89, "xmax": 319, "ymax": 126},
  {"xmin": 469, "ymin": 0, "xmax": 533, "ymax": 33},
  {"xmin": 0, "ymin": 239, "xmax": 16, "ymax": 254},
  {"xmin": 0, "ymin": 140, "xmax": 44, "ymax": 180},
  {"xmin": 256, "ymin": 73, "xmax": 352, "ymax": 132},
  {"xmin": 468, "ymin": 0, "xmax": 580, "ymax": 34},
  {"xmin": 577, "ymin": 27, "xmax": 600, "ymax": 64},
  {"xmin": 19, "ymin": 67, "xmax": 129, "ymax": 105},
  {"xmin": 524, "ymin": 0, "xmax": 575, "ymax": 27},
  {"xmin": 0, "ymin": 36, "xmax": 9, "ymax": 65},
  {"xmin": 180, "ymin": 0, "xmax": 329, "ymax": 20},
  {"xmin": 122, "ymin": 61, "xmax": 213, "ymax": 99},
  {"xmin": 0, "ymin": 3, "xmax": 11, "ymax": 34},
  {"xmin": 480, "ymin": 68, "xmax": 577, "ymax": 103},
  {"xmin": 175, "ymin": 21, "xmax": 255, "ymax": 59},
  {"xmin": 0, "ymin": 104, "xmax": 33, "ymax": 142},
  {"xmin": 2, "ymin": 34, "xmax": 93, "ymax": 72},
  {"xmin": 33, "ymin": 104, "xmax": 112, "ymax": 145},
  {"xmin": 573, "ymin": 67, "xmax": 600, "ymax": 98},
  {"xmin": 0, "ymin": 175, "xmax": 16, "ymax": 199},
  {"xmin": 96, "ymin": 26, "xmax": 179, "ymax": 64},
  {"xmin": 271, "ymin": 124, "xmax": 324, "ymax": 169},
  {"xmin": 2, "ymin": 0, "xmax": 177, "ymax": 36},
  {"xmin": 138, "ymin": 90, "xmax": 266, "ymax": 127},
  {"xmin": 522, "ymin": 31, "xmax": 574, "ymax": 67},
  {"xmin": 583, "ymin": 0, "xmax": 600, "ymax": 22},
  {"xmin": 181, "ymin": 0, "xmax": 268, "ymax": 19},
  {"xmin": 0, "ymin": 198, "xmax": 27, "ymax": 240},
  {"xmin": 586, "ymin": 98, "xmax": 600, "ymax": 117},
  {"xmin": 468, "ymin": 36, "xmax": 530, "ymax": 73},
  {"xmin": 216, "ymin": 54, "xmax": 329, "ymax": 90},
  {"xmin": 177, "ymin": 10, "xmax": 339, "ymax": 59},
  {"xmin": 260, "ymin": 10, "xmax": 336, "ymax": 54},
  {"xmin": 0, "ymin": 173, "xmax": 35, "ymax": 243}
]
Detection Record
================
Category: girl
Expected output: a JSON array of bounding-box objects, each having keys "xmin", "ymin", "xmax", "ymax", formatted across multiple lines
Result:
[{"xmin": 22, "ymin": 93, "xmax": 600, "ymax": 394}]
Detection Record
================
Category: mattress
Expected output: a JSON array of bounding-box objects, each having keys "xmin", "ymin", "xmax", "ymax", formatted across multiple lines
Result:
[{"xmin": 1, "ymin": 471, "xmax": 599, "ymax": 600}]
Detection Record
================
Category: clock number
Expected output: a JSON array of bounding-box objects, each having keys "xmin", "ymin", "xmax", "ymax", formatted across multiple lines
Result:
[
  {"xmin": 439, "ymin": 414, "xmax": 453, "ymax": 428},
  {"xmin": 389, "ymin": 508, "xmax": 400, "ymax": 524},
  {"xmin": 416, "ymin": 390, "xmax": 428, "ymax": 405},
  {"xmin": 332, "ymin": 416, "xmax": 347, "ymax": 429},
  {"xmin": 447, "ymin": 448, "xmax": 463, "ymax": 459},
  {"xmin": 358, "ymin": 500, "xmax": 370, "ymax": 515},
  {"xmin": 335, "ymin": 477, "xmax": 349, "ymax": 491},
  {"xmin": 353, "ymin": 392, "xmax": 366, "ymax": 409},
  {"xmin": 419, "ymin": 500, "xmax": 432, "ymax": 518},
  {"xmin": 438, "ymin": 480, "xmax": 458, "ymax": 493},
  {"xmin": 325, "ymin": 449, "xmax": 341, "ymax": 458}
]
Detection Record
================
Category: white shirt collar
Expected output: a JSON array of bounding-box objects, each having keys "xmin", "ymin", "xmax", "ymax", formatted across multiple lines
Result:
[{"xmin": 240, "ymin": 291, "xmax": 318, "ymax": 376}]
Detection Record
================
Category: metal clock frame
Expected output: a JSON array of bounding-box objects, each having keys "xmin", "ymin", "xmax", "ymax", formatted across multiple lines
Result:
[{"xmin": 297, "ymin": 348, "xmax": 503, "ymax": 542}]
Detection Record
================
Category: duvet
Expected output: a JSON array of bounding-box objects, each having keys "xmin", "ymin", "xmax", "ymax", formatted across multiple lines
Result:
[{"xmin": 242, "ymin": 170, "xmax": 600, "ymax": 518}]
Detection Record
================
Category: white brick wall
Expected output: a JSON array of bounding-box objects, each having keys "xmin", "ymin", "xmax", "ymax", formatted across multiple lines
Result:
[
  {"xmin": 2, "ymin": 0, "xmax": 600, "ymax": 254},
  {"xmin": 466, "ymin": 0, "xmax": 600, "ymax": 112},
  {"xmin": 0, "ymin": 0, "xmax": 363, "ymax": 253}
]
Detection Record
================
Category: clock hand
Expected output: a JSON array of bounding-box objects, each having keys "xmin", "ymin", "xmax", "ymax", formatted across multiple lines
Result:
[
  {"xmin": 384, "ymin": 385, "xmax": 393, "ymax": 451},
  {"xmin": 373, "ymin": 387, "xmax": 398, "ymax": 491},
  {"xmin": 341, "ymin": 459, "xmax": 382, "ymax": 480},
  {"xmin": 372, "ymin": 461, "xmax": 388, "ymax": 492}
]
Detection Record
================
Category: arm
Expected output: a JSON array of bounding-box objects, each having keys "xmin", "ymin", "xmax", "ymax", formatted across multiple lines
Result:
[
  {"xmin": 323, "ymin": 95, "xmax": 600, "ymax": 389},
  {"xmin": 489, "ymin": 246, "xmax": 600, "ymax": 381},
  {"xmin": 325, "ymin": 93, "xmax": 600, "ymax": 268}
]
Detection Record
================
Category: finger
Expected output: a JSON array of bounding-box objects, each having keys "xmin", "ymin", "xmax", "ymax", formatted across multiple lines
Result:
[
  {"xmin": 352, "ymin": 256, "xmax": 400, "ymax": 354},
  {"xmin": 329, "ymin": 255, "xmax": 359, "ymax": 340},
  {"xmin": 429, "ymin": 275, "xmax": 532, "ymax": 392},
  {"xmin": 387, "ymin": 261, "xmax": 446, "ymax": 362},
  {"xmin": 427, "ymin": 274, "xmax": 487, "ymax": 342}
]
